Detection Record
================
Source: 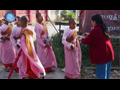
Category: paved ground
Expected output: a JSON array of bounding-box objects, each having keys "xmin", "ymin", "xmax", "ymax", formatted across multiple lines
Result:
[
  {"xmin": 0, "ymin": 60, "xmax": 65, "ymax": 79},
  {"xmin": 1, "ymin": 59, "xmax": 120, "ymax": 79}
]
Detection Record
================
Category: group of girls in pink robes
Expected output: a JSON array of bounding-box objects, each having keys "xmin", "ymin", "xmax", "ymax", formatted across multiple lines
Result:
[{"xmin": 0, "ymin": 12, "xmax": 82, "ymax": 79}]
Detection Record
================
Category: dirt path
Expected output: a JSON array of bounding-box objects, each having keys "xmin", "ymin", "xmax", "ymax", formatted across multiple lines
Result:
[
  {"xmin": 0, "ymin": 60, "xmax": 66, "ymax": 79},
  {"xmin": 0, "ymin": 60, "xmax": 120, "ymax": 79},
  {"xmin": 0, "ymin": 60, "xmax": 85, "ymax": 79}
]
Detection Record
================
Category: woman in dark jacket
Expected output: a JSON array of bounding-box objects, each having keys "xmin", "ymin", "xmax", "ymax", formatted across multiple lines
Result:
[{"xmin": 80, "ymin": 14, "xmax": 114, "ymax": 79}]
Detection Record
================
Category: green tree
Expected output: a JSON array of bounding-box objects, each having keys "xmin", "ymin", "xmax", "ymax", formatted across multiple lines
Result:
[{"xmin": 61, "ymin": 10, "xmax": 75, "ymax": 21}]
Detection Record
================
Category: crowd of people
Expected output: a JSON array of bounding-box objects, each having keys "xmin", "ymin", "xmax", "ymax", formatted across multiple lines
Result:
[{"xmin": 0, "ymin": 12, "xmax": 114, "ymax": 79}]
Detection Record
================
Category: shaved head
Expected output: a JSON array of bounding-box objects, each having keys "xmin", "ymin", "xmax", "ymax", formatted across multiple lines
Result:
[
  {"xmin": 69, "ymin": 18, "xmax": 75, "ymax": 24},
  {"xmin": 36, "ymin": 12, "xmax": 43, "ymax": 24},
  {"xmin": 36, "ymin": 12, "xmax": 42, "ymax": 19},
  {"xmin": 20, "ymin": 16, "xmax": 29, "ymax": 28},
  {"xmin": 20, "ymin": 16, "xmax": 29, "ymax": 24},
  {"xmin": 69, "ymin": 18, "xmax": 76, "ymax": 29},
  {"xmin": 16, "ymin": 16, "xmax": 21, "ymax": 21}
]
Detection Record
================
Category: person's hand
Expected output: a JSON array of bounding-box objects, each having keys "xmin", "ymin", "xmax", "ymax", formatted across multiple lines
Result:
[
  {"xmin": 70, "ymin": 44, "xmax": 75, "ymax": 50},
  {"xmin": 1, "ymin": 37, "xmax": 5, "ymax": 40},
  {"xmin": 84, "ymin": 32, "xmax": 89, "ymax": 37},
  {"xmin": 45, "ymin": 44, "xmax": 50, "ymax": 48},
  {"xmin": 79, "ymin": 38, "xmax": 82, "ymax": 42},
  {"xmin": 77, "ymin": 36, "xmax": 83, "ymax": 41},
  {"xmin": 16, "ymin": 44, "xmax": 20, "ymax": 49}
]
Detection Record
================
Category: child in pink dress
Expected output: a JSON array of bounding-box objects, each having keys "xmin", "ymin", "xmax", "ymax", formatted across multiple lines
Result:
[
  {"xmin": 35, "ymin": 12, "xmax": 57, "ymax": 73},
  {"xmin": 0, "ymin": 19, "xmax": 16, "ymax": 72},
  {"xmin": 16, "ymin": 16, "xmax": 46, "ymax": 79},
  {"xmin": 10, "ymin": 16, "xmax": 21, "ymax": 72},
  {"xmin": 62, "ymin": 18, "xmax": 82, "ymax": 79}
]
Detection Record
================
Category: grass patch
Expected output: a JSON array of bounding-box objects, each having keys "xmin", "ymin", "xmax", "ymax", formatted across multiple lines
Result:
[
  {"xmin": 80, "ymin": 43, "xmax": 95, "ymax": 68},
  {"xmin": 51, "ymin": 33, "xmax": 65, "ymax": 68}
]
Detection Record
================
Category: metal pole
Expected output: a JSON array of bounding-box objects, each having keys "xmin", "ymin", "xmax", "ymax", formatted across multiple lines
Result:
[{"xmin": 45, "ymin": 10, "xmax": 59, "ymax": 33}]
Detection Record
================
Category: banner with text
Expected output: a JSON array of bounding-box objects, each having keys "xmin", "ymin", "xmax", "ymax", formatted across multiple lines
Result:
[{"xmin": 79, "ymin": 10, "xmax": 120, "ymax": 35}]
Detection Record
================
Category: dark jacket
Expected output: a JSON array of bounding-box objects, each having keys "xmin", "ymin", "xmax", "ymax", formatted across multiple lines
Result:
[{"xmin": 81, "ymin": 24, "xmax": 114, "ymax": 64}]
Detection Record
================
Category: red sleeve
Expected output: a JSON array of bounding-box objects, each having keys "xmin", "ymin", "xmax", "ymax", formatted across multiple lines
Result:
[{"xmin": 81, "ymin": 29, "xmax": 97, "ymax": 45}]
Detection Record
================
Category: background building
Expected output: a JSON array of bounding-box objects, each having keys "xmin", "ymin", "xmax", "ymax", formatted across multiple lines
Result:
[{"xmin": 0, "ymin": 10, "xmax": 79, "ymax": 23}]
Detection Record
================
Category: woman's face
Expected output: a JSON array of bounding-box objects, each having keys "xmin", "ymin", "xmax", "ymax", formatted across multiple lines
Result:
[{"xmin": 91, "ymin": 20, "xmax": 97, "ymax": 27}]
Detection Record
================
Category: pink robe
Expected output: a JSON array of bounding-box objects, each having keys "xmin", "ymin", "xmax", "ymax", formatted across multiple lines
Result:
[
  {"xmin": 0, "ymin": 42, "xmax": 1, "ymax": 58},
  {"xmin": 35, "ymin": 23, "xmax": 57, "ymax": 69},
  {"xmin": 0, "ymin": 23, "xmax": 3, "ymax": 58},
  {"xmin": 0, "ymin": 24, "xmax": 16, "ymax": 67},
  {"xmin": 62, "ymin": 28, "xmax": 82, "ymax": 79},
  {"xmin": 17, "ymin": 26, "xmax": 46, "ymax": 79},
  {"xmin": 10, "ymin": 25, "xmax": 21, "ymax": 55}
]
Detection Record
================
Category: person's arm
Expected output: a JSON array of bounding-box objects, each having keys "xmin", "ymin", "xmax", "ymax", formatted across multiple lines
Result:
[
  {"xmin": 35, "ymin": 26, "xmax": 46, "ymax": 47},
  {"xmin": 81, "ymin": 29, "xmax": 97, "ymax": 45},
  {"xmin": 62, "ymin": 29, "xmax": 74, "ymax": 49},
  {"xmin": 10, "ymin": 27, "xmax": 17, "ymax": 47}
]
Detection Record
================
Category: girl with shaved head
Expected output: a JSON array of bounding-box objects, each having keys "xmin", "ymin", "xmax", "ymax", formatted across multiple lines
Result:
[
  {"xmin": 15, "ymin": 16, "xmax": 46, "ymax": 79},
  {"xmin": 62, "ymin": 18, "xmax": 82, "ymax": 79}
]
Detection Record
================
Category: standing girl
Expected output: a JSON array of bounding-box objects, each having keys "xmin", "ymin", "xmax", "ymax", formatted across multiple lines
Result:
[
  {"xmin": 80, "ymin": 14, "xmax": 114, "ymax": 79},
  {"xmin": 35, "ymin": 12, "xmax": 57, "ymax": 73},
  {"xmin": 62, "ymin": 18, "xmax": 82, "ymax": 79},
  {"xmin": 0, "ymin": 19, "xmax": 16, "ymax": 72},
  {"xmin": 16, "ymin": 16, "xmax": 46, "ymax": 79}
]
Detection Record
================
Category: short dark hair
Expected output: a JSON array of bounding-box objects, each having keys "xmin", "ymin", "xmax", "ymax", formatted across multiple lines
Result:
[
  {"xmin": 36, "ymin": 12, "xmax": 41, "ymax": 18},
  {"xmin": 20, "ymin": 16, "xmax": 29, "ymax": 24}
]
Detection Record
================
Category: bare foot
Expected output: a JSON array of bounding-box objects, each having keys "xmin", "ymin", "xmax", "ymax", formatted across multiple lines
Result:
[{"xmin": 37, "ymin": 76, "xmax": 44, "ymax": 79}]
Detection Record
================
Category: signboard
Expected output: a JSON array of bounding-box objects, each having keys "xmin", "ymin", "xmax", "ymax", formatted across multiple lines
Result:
[{"xmin": 79, "ymin": 10, "xmax": 120, "ymax": 35}]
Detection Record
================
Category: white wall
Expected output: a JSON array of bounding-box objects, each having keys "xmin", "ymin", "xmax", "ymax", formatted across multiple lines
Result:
[
  {"xmin": 48, "ymin": 10, "xmax": 63, "ymax": 22},
  {"xmin": 48, "ymin": 10, "xmax": 79, "ymax": 22}
]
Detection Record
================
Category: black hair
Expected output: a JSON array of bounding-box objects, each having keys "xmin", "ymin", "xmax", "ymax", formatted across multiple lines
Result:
[
  {"xmin": 36, "ymin": 12, "xmax": 41, "ymax": 18},
  {"xmin": 91, "ymin": 14, "xmax": 111, "ymax": 39},
  {"xmin": 20, "ymin": 16, "xmax": 29, "ymax": 24}
]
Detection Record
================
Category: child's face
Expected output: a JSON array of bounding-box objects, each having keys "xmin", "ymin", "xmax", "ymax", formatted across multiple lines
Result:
[
  {"xmin": 20, "ymin": 20, "xmax": 25, "ymax": 27},
  {"xmin": 69, "ymin": 22, "xmax": 76, "ymax": 29},
  {"xmin": 16, "ymin": 20, "xmax": 21, "ymax": 26},
  {"xmin": 37, "ymin": 15, "xmax": 43, "ymax": 23}
]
